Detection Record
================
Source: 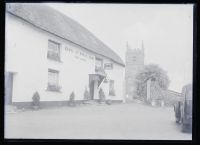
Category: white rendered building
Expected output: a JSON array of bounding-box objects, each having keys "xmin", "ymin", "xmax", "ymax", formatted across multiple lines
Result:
[{"xmin": 5, "ymin": 3, "xmax": 125, "ymax": 108}]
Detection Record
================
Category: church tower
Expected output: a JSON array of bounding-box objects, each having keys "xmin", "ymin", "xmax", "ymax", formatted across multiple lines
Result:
[{"xmin": 125, "ymin": 41, "xmax": 145, "ymax": 98}]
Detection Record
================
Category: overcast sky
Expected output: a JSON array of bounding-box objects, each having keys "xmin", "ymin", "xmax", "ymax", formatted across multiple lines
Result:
[{"xmin": 47, "ymin": 3, "xmax": 193, "ymax": 92}]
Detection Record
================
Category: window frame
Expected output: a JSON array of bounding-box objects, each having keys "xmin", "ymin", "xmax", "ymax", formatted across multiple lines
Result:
[
  {"xmin": 104, "ymin": 63, "xmax": 113, "ymax": 70},
  {"xmin": 95, "ymin": 57, "xmax": 103, "ymax": 72},
  {"xmin": 47, "ymin": 40, "xmax": 61, "ymax": 61},
  {"xmin": 132, "ymin": 56, "xmax": 136, "ymax": 62},
  {"xmin": 47, "ymin": 68, "xmax": 61, "ymax": 92}
]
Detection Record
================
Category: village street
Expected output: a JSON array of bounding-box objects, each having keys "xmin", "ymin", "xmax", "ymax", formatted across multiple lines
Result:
[{"xmin": 5, "ymin": 102, "xmax": 192, "ymax": 140}]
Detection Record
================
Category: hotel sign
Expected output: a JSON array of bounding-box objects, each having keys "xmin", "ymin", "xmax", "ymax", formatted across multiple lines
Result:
[
  {"xmin": 104, "ymin": 63, "xmax": 113, "ymax": 70},
  {"xmin": 65, "ymin": 46, "xmax": 94, "ymax": 61}
]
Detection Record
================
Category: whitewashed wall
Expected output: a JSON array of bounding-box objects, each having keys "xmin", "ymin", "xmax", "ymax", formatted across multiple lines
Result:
[
  {"xmin": 5, "ymin": 13, "xmax": 125, "ymax": 103},
  {"xmin": 96, "ymin": 57, "xmax": 125, "ymax": 100}
]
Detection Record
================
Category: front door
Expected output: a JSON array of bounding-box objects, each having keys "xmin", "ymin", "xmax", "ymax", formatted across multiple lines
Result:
[
  {"xmin": 89, "ymin": 74, "xmax": 100, "ymax": 100},
  {"xmin": 89, "ymin": 80, "xmax": 94, "ymax": 100},
  {"xmin": 5, "ymin": 72, "xmax": 13, "ymax": 105}
]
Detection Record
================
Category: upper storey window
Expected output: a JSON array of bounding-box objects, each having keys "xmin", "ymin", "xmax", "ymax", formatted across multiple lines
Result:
[
  {"xmin": 95, "ymin": 58, "xmax": 103, "ymax": 72},
  {"xmin": 47, "ymin": 40, "xmax": 61, "ymax": 61}
]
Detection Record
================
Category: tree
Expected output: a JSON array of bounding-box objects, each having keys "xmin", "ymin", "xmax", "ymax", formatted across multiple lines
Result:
[{"xmin": 135, "ymin": 64, "xmax": 170, "ymax": 100}]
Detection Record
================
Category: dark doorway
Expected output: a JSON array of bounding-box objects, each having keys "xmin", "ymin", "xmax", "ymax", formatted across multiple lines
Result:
[
  {"xmin": 89, "ymin": 81, "xmax": 94, "ymax": 100},
  {"xmin": 5, "ymin": 72, "xmax": 14, "ymax": 105}
]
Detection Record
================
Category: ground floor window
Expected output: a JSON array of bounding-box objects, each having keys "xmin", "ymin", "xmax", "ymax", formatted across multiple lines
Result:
[
  {"xmin": 47, "ymin": 69, "xmax": 61, "ymax": 92},
  {"xmin": 109, "ymin": 80, "xmax": 115, "ymax": 96}
]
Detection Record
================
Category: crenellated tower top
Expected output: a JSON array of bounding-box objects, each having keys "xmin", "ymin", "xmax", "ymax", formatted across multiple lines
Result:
[{"xmin": 126, "ymin": 41, "xmax": 145, "ymax": 65}]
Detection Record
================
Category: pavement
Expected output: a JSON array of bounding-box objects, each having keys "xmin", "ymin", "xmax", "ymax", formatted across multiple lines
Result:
[{"xmin": 4, "ymin": 102, "xmax": 192, "ymax": 140}]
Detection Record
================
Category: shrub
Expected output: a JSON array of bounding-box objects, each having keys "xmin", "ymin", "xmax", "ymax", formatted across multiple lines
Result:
[
  {"xmin": 109, "ymin": 89, "xmax": 116, "ymax": 96},
  {"xmin": 84, "ymin": 88, "xmax": 90, "ymax": 100},
  {"xmin": 106, "ymin": 99, "xmax": 112, "ymax": 105},
  {"xmin": 32, "ymin": 91, "xmax": 40, "ymax": 109},
  {"xmin": 99, "ymin": 88, "xmax": 105, "ymax": 103},
  {"xmin": 83, "ymin": 88, "xmax": 90, "ymax": 104},
  {"xmin": 69, "ymin": 91, "xmax": 75, "ymax": 106}
]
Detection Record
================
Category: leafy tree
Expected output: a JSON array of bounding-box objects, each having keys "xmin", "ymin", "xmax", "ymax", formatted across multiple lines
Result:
[{"xmin": 135, "ymin": 64, "xmax": 170, "ymax": 100}]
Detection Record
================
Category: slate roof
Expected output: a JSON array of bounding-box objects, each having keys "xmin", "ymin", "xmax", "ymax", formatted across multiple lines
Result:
[{"xmin": 6, "ymin": 3, "xmax": 125, "ymax": 66}]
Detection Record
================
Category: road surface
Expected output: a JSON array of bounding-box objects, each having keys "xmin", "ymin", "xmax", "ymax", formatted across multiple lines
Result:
[{"xmin": 4, "ymin": 102, "xmax": 192, "ymax": 140}]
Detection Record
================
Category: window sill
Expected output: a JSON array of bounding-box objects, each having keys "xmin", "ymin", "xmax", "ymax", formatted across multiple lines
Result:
[
  {"xmin": 47, "ymin": 57, "xmax": 63, "ymax": 63},
  {"xmin": 109, "ymin": 93, "xmax": 116, "ymax": 96},
  {"xmin": 46, "ymin": 88, "xmax": 62, "ymax": 93}
]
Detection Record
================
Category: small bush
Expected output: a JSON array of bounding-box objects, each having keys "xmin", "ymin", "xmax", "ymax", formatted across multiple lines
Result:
[
  {"xmin": 69, "ymin": 91, "xmax": 75, "ymax": 106},
  {"xmin": 84, "ymin": 89, "xmax": 90, "ymax": 100},
  {"xmin": 32, "ymin": 91, "xmax": 40, "ymax": 109},
  {"xmin": 106, "ymin": 99, "xmax": 112, "ymax": 105},
  {"xmin": 83, "ymin": 88, "xmax": 90, "ymax": 104},
  {"xmin": 99, "ymin": 88, "xmax": 106, "ymax": 103},
  {"xmin": 109, "ymin": 90, "xmax": 116, "ymax": 96}
]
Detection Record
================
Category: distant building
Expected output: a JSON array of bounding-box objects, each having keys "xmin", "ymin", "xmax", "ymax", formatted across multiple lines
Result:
[
  {"xmin": 125, "ymin": 42, "xmax": 144, "ymax": 98},
  {"xmin": 5, "ymin": 3, "xmax": 125, "ymax": 108}
]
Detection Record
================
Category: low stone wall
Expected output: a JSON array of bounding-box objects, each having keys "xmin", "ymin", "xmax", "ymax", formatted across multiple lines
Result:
[
  {"xmin": 11, "ymin": 99, "xmax": 123, "ymax": 109},
  {"xmin": 148, "ymin": 81, "xmax": 183, "ymax": 107},
  {"xmin": 163, "ymin": 90, "xmax": 183, "ymax": 106}
]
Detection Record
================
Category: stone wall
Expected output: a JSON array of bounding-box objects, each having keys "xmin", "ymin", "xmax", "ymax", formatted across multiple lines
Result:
[
  {"xmin": 163, "ymin": 90, "xmax": 183, "ymax": 106},
  {"xmin": 147, "ymin": 80, "xmax": 182, "ymax": 106}
]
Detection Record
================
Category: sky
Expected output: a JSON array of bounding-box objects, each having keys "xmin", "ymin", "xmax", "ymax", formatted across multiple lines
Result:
[{"xmin": 47, "ymin": 3, "xmax": 193, "ymax": 93}]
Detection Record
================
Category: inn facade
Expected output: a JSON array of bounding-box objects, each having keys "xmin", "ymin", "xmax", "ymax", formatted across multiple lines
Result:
[{"xmin": 5, "ymin": 3, "xmax": 125, "ymax": 108}]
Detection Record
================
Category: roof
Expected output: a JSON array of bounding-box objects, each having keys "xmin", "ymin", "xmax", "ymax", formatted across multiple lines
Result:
[{"xmin": 6, "ymin": 3, "xmax": 125, "ymax": 66}]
